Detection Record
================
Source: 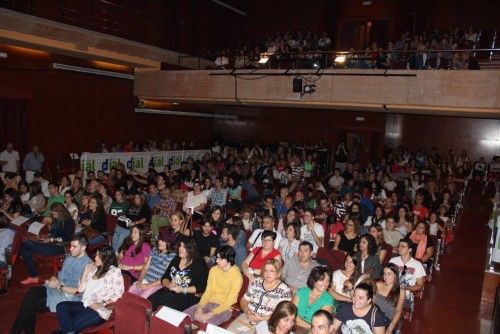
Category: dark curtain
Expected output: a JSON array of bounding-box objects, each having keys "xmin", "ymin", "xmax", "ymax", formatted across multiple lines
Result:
[{"xmin": 0, "ymin": 99, "xmax": 28, "ymax": 156}]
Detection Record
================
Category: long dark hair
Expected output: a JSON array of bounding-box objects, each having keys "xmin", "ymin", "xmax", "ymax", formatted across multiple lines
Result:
[
  {"xmin": 95, "ymin": 245, "xmax": 117, "ymax": 279},
  {"xmin": 360, "ymin": 234, "xmax": 378, "ymax": 256},
  {"xmin": 90, "ymin": 195, "xmax": 105, "ymax": 222},
  {"xmin": 51, "ymin": 202, "xmax": 74, "ymax": 229},
  {"xmin": 119, "ymin": 224, "xmax": 147, "ymax": 256},
  {"xmin": 267, "ymin": 300, "xmax": 297, "ymax": 334},
  {"xmin": 175, "ymin": 236, "xmax": 199, "ymax": 264},
  {"xmin": 382, "ymin": 263, "xmax": 401, "ymax": 304}
]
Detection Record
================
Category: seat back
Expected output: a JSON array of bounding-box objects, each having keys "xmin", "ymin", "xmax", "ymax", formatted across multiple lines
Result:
[
  {"xmin": 150, "ymin": 307, "xmax": 191, "ymax": 334},
  {"xmin": 316, "ymin": 247, "xmax": 345, "ymax": 271},
  {"xmin": 382, "ymin": 244, "xmax": 393, "ymax": 264},
  {"xmin": 113, "ymin": 292, "xmax": 152, "ymax": 334}
]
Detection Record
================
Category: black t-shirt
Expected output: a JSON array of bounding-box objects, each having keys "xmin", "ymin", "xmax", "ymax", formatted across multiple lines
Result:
[
  {"xmin": 193, "ymin": 230, "xmax": 220, "ymax": 258},
  {"xmin": 126, "ymin": 204, "xmax": 151, "ymax": 224},
  {"xmin": 336, "ymin": 303, "xmax": 386, "ymax": 334},
  {"xmin": 161, "ymin": 256, "xmax": 208, "ymax": 294}
]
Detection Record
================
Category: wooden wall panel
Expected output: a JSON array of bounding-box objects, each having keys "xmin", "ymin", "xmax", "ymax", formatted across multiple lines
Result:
[{"xmin": 385, "ymin": 114, "xmax": 500, "ymax": 159}]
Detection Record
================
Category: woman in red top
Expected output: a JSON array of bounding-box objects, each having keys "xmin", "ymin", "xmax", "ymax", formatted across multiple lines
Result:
[{"xmin": 242, "ymin": 230, "xmax": 282, "ymax": 282}]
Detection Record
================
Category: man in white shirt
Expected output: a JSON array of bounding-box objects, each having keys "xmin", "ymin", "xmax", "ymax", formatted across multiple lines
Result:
[
  {"xmin": 0, "ymin": 142, "xmax": 20, "ymax": 173},
  {"xmin": 389, "ymin": 238, "xmax": 426, "ymax": 292},
  {"xmin": 300, "ymin": 209, "xmax": 324, "ymax": 254},
  {"xmin": 182, "ymin": 180, "xmax": 207, "ymax": 220},
  {"xmin": 317, "ymin": 32, "xmax": 331, "ymax": 49},
  {"xmin": 247, "ymin": 215, "xmax": 282, "ymax": 250}
]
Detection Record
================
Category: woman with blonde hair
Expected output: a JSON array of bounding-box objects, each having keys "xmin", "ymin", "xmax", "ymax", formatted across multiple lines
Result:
[{"xmin": 228, "ymin": 259, "xmax": 292, "ymax": 333}]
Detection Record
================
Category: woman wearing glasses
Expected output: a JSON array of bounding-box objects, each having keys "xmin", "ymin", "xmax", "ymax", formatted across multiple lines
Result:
[{"xmin": 333, "ymin": 217, "xmax": 360, "ymax": 254}]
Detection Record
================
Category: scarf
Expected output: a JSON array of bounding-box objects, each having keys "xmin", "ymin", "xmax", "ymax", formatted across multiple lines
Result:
[{"xmin": 410, "ymin": 231, "xmax": 427, "ymax": 260}]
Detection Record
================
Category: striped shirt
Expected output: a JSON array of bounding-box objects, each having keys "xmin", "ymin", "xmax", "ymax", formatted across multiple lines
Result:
[{"xmin": 143, "ymin": 249, "xmax": 176, "ymax": 283}]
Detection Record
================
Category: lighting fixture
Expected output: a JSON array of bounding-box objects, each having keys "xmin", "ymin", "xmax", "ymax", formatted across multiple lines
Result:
[
  {"xmin": 0, "ymin": 52, "xmax": 7, "ymax": 59},
  {"xmin": 335, "ymin": 55, "xmax": 346, "ymax": 64},
  {"xmin": 135, "ymin": 108, "xmax": 238, "ymax": 120},
  {"xmin": 52, "ymin": 63, "xmax": 134, "ymax": 80},
  {"xmin": 258, "ymin": 56, "xmax": 270, "ymax": 64},
  {"xmin": 303, "ymin": 84, "xmax": 316, "ymax": 94}
]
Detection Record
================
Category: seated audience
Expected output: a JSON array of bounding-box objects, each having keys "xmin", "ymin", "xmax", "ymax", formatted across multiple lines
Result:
[
  {"xmin": 389, "ymin": 239, "xmax": 426, "ymax": 292},
  {"xmin": 374, "ymin": 263, "xmax": 405, "ymax": 333},
  {"xmin": 112, "ymin": 192, "xmax": 151, "ymax": 252},
  {"xmin": 80, "ymin": 196, "xmax": 107, "ymax": 246},
  {"xmin": 20, "ymin": 203, "xmax": 75, "ymax": 285},
  {"xmin": 55, "ymin": 245, "xmax": 124, "ymax": 334},
  {"xmin": 369, "ymin": 223, "xmax": 389, "ymax": 263},
  {"xmin": 159, "ymin": 211, "xmax": 191, "ymax": 246},
  {"xmin": 11, "ymin": 236, "xmax": 92, "ymax": 334},
  {"xmin": 193, "ymin": 218, "xmax": 220, "ymax": 266},
  {"xmin": 0, "ymin": 213, "xmax": 14, "ymax": 270},
  {"xmin": 407, "ymin": 221, "xmax": 434, "ymax": 263},
  {"xmin": 279, "ymin": 223, "xmax": 301, "ymax": 261},
  {"xmin": 183, "ymin": 180, "xmax": 208, "ymax": 220},
  {"xmin": 128, "ymin": 232, "xmax": 175, "ymax": 298},
  {"xmin": 220, "ymin": 223, "xmax": 248, "ymax": 267},
  {"xmin": 263, "ymin": 300, "xmax": 298, "ymax": 334},
  {"xmin": 330, "ymin": 252, "xmax": 362, "ymax": 304},
  {"xmin": 247, "ymin": 215, "xmax": 282, "ymax": 250},
  {"xmin": 184, "ymin": 245, "xmax": 243, "ymax": 326},
  {"xmin": 332, "ymin": 282, "xmax": 386, "ymax": 334},
  {"xmin": 310, "ymin": 309, "xmax": 335, "ymax": 334},
  {"xmin": 333, "ymin": 217, "xmax": 360, "ymax": 253},
  {"xmin": 300, "ymin": 209, "xmax": 325, "ymax": 254},
  {"xmin": 150, "ymin": 187, "xmax": 176, "ymax": 236},
  {"xmin": 354, "ymin": 234, "xmax": 382, "ymax": 280},
  {"xmin": 117, "ymin": 225, "xmax": 151, "ymax": 282},
  {"xmin": 383, "ymin": 217, "xmax": 404, "ymax": 248},
  {"xmin": 282, "ymin": 241, "xmax": 319, "ymax": 292},
  {"xmin": 293, "ymin": 266, "xmax": 335, "ymax": 330},
  {"xmin": 227, "ymin": 259, "xmax": 292, "ymax": 333},
  {"xmin": 242, "ymin": 230, "xmax": 282, "ymax": 282},
  {"xmin": 148, "ymin": 237, "xmax": 209, "ymax": 311}
]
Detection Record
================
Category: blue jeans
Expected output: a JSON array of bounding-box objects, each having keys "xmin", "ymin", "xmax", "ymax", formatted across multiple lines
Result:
[
  {"xmin": 56, "ymin": 301, "xmax": 104, "ymax": 334},
  {"xmin": 87, "ymin": 234, "xmax": 106, "ymax": 246},
  {"xmin": 20, "ymin": 240, "xmax": 64, "ymax": 277},
  {"xmin": 112, "ymin": 226, "xmax": 130, "ymax": 252}
]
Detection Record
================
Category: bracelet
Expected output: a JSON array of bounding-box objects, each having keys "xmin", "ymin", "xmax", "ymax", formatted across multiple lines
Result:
[{"xmin": 183, "ymin": 287, "xmax": 188, "ymax": 294}]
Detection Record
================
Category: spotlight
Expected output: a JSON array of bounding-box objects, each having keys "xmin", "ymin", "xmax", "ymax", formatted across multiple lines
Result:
[
  {"xmin": 312, "ymin": 61, "xmax": 320, "ymax": 69},
  {"xmin": 335, "ymin": 55, "xmax": 346, "ymax": 64},
  {"xmin": 258, "ymin": 56, "xmax": 269, "ymax": 64},
  {"xmin": 303, "ymin": 84, "xmax": 316, "ymax": 94}
]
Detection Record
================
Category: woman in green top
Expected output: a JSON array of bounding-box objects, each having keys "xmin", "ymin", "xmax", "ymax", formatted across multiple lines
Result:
[
  {"xmin": 303, "ymin": 154, "xmax": 316, "ymax": 178},
  {"xmin": 292, "ymin": 266, "xmax": 334, "ymax": 330},
  {"xmin": 109, "ymin": 190, "xmax": 129, "ymax": 217}
]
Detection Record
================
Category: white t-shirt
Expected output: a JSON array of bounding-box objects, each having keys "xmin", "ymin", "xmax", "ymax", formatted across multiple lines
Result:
[
  {"xmin": 0, "ymin": 150, "xmax": 19, "ymax": 173},
  {"xmin": 428, "ymin": 222, "xmax": 439, "ymax": 236},
  {"xmin": 389, "ymin": 256, "xmax": 426, "ymax": 287},
  {"xmin": 300, "ymin": 223, "xmax": 325, "ymax": 253},
  {"xmin": 248, "ymin": 228, "xmax": 282, "ymax": 250},
  {"xmin": 183, "ymin": 191, "xmax": 207, "ymax": 214}
]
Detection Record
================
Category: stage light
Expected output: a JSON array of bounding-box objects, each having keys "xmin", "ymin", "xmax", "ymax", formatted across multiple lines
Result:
[
  {"xmin": 335, "ymin": 55, "xmax": 346, "ymax": 64},
  {"xmin": 312, "ymin": 62, "xmax": 320, "ymax": 69},
  {"xmin": 0, "ymin": 52, "xmax": 7, "ymax": 59},
  {"xmin": 303, "ymin": 84, "xmax": 316, "ymax": 94},
  {"xmin": 258, "ymin": 56, "xmax": 269, "ymax": 64}
]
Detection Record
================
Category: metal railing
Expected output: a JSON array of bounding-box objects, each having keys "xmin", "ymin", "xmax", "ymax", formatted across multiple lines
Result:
[{"xmin": 181, "ymin": 48, "xmax": 500, "ymax": 70}]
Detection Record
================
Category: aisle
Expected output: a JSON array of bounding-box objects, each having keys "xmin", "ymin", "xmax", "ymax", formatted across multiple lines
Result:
[{"xmin": 402, "ymin": 182, "xmax": 492, "ymax": 334}]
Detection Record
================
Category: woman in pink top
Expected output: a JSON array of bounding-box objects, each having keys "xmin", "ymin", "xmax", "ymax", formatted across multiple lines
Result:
[{"xmin": 118, "ymin": 224, "xmax": 151, "ymax": 282}]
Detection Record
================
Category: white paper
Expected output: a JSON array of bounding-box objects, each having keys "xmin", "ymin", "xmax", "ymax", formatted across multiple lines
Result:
[
  {"xmin": 254, "ymin": 321, "xmax": 271, "ymax": 334},
  {"xmin": 206, "ymin": 324, "xmax": 234, "ymax": 334},
  {"xmin": 154, "ymin": 305, "xmax": 188, "ymax": 327},
  {"xmin": 28, "ymin": 221, "xmax": 45, "ymax": 235},
  {"xmin": 11, "ymin": 216, "xmax": 29, "ymax": 227}
]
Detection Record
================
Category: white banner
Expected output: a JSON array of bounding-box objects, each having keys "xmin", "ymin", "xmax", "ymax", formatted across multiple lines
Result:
[{"xmin": 80, "ymin": 150, "xmax": 210, "ymax": 177}]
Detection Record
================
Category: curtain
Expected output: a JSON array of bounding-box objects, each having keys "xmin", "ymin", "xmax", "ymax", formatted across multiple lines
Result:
[{"xmin": 0, "ymin": 99, "xmax": 28, "ymax": 155}]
